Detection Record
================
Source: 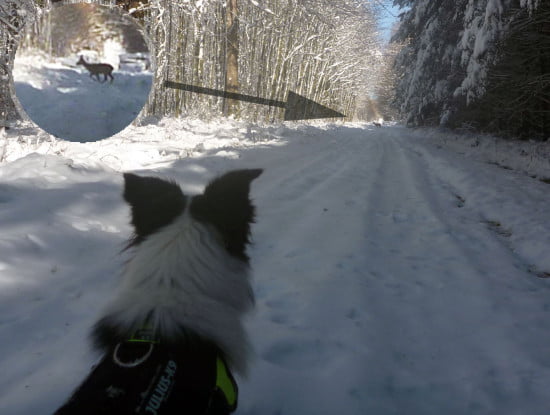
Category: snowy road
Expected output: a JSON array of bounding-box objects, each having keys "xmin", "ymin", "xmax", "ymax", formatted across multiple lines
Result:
[
  {"xmin": 244, "ymin": 126, "xmax": 550, "ymax": 414},
  {"xmin": 1, "ymin": 121, "xmax": 549, "ymax": 414}
]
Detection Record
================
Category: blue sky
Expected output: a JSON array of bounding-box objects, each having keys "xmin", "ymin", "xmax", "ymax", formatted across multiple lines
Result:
[{"xmin": 376, "ymin": 2, "xmax": 403, "ymax": 42}]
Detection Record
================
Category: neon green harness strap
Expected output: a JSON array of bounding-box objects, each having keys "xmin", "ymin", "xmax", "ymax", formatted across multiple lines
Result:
[
  {"xmin": 216, "ymin": 356, "xmax": 238, "ymax": 410},
  {"xmin": 125, "ymin": 325, "xmax": 238, "ymax": 411}
]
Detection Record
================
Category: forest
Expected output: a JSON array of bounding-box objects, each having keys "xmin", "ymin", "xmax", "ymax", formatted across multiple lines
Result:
[
  {"xmin": 0, "ymin": 0, "xmax": 548, "ymax": 140},
  {"xmin": 393, "ymin": 0, "xmax": 549, "ymax": 141}
]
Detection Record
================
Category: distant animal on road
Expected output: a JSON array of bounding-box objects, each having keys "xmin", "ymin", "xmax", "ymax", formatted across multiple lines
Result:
[
  {"xmin": 373, "ymin": 122, "xmax": 382, "ymax": 127},
  {"xmin": 77, "ymin": 56, "xmax": 114, "ymax": 83}
]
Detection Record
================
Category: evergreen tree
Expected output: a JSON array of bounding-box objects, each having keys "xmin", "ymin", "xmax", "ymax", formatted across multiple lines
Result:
[{"xmin": 392, "ymin": 0, "xmax": 547, "ymax": 140}]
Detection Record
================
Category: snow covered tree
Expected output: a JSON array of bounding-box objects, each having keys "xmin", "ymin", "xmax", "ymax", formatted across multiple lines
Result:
[
  {"xmin": 392, "ymin": 0, "xmax": 471, "ymax": 126},
  {"xmin": 457, "ymin": 1, "xmax": 549, "ymax": 140},
  {"xmin": 223, "ymin": 0, "xmax": 239, "ymax": 116},
  {"xmin": 392, "ymin": 0, "xmax": 547, "ymax": 140},
  {"xmin": 148, "ymin": 0, "xmax": 381, "ymax": 121},
  {"xmin": 372, "ymin": 40, "xmax": 401, "ymax": 121},
  {"xmin": 0, "ymin": 0, "xmax": 35, "ymax": 126}
]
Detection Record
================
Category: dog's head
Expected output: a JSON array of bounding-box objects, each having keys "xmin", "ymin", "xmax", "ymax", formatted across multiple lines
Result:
[{"xmin": 122, "ymin": 169, "xmax": 262, "ymax": 262}]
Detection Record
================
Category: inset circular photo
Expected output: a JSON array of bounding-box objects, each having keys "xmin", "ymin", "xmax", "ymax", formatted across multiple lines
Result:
[{"xmin": 13, "ymin": 2, "xmax": 153, "ymax": 142}]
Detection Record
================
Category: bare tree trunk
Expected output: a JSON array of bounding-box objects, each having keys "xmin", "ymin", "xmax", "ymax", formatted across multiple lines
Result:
[{"xmin": 224, "ymin": 0, "xmax": 239, "ymax": 116}]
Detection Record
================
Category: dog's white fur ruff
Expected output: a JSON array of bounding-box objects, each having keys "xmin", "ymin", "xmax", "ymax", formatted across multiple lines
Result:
[{"xmin": 97, "ymin": 203, "xmax": 254, "ymax": 375}]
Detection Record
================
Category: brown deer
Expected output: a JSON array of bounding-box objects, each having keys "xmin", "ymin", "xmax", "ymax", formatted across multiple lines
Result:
[{"xmin": 77, "ymin": 56, "xmax": 114, "ymax": 83}]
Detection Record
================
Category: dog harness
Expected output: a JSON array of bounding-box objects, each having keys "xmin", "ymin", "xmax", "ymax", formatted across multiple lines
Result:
[
  {"xmin": 55, "ymin": 328, "xmax": 238, "ymax": 415},
  {"xmin": 126, "ymin": 324, "xmax": 237, "ymax": 410}
]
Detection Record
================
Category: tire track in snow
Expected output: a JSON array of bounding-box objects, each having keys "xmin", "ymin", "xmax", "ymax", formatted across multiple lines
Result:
[
  {"xmin": 245, "ymin": 127, "xmax": 550, "ymax": 415},
  {"xmin": 350, "ymin": 132, "xmax": 549, "ymax": 414},
  {"xmin": 245, "ymin": 131, "xmax": 408, "ymax": 414},
  {"xmin": 405, "ymin": 136, "xmax": 550, "ymax": 280}
]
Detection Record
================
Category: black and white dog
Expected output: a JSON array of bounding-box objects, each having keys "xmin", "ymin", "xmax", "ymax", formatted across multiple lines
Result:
[{"xmin": 55, "ymin": 169, "xmax": 262, "ymax": 415}]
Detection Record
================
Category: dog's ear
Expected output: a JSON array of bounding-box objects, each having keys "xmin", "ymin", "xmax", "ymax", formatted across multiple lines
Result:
[
  {"xmin": 201, "ymin": 169, "xmax": 263, "ymax": 202},
  {"xmin": 190, "ymin": 169, "xmax": 262, "ymax": 261},
  {"xmin": 123, "ymin": 173, "xmax": 186, "ymax": 241}
]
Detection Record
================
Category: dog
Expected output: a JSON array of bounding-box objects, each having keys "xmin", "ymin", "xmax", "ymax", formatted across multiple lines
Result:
[{"xmin": 54, "ymin": 169, "xmax": 262, "ymax": 415}]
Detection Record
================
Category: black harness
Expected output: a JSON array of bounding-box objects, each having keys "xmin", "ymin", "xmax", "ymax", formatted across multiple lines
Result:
[{"xmin": 55, "ymin": 333, "xmax": 238, "ymax": 415}]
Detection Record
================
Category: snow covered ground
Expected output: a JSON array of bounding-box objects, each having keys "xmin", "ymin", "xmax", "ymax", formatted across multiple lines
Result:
[{"xmin": 1, "ymin": 118, "xmax": 550, "ymax": 414}]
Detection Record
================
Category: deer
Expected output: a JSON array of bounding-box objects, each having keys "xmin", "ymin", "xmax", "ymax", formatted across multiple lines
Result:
[{"xmin": 77, "ymin": 56, "xmax": 114, "ymax": 83}]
